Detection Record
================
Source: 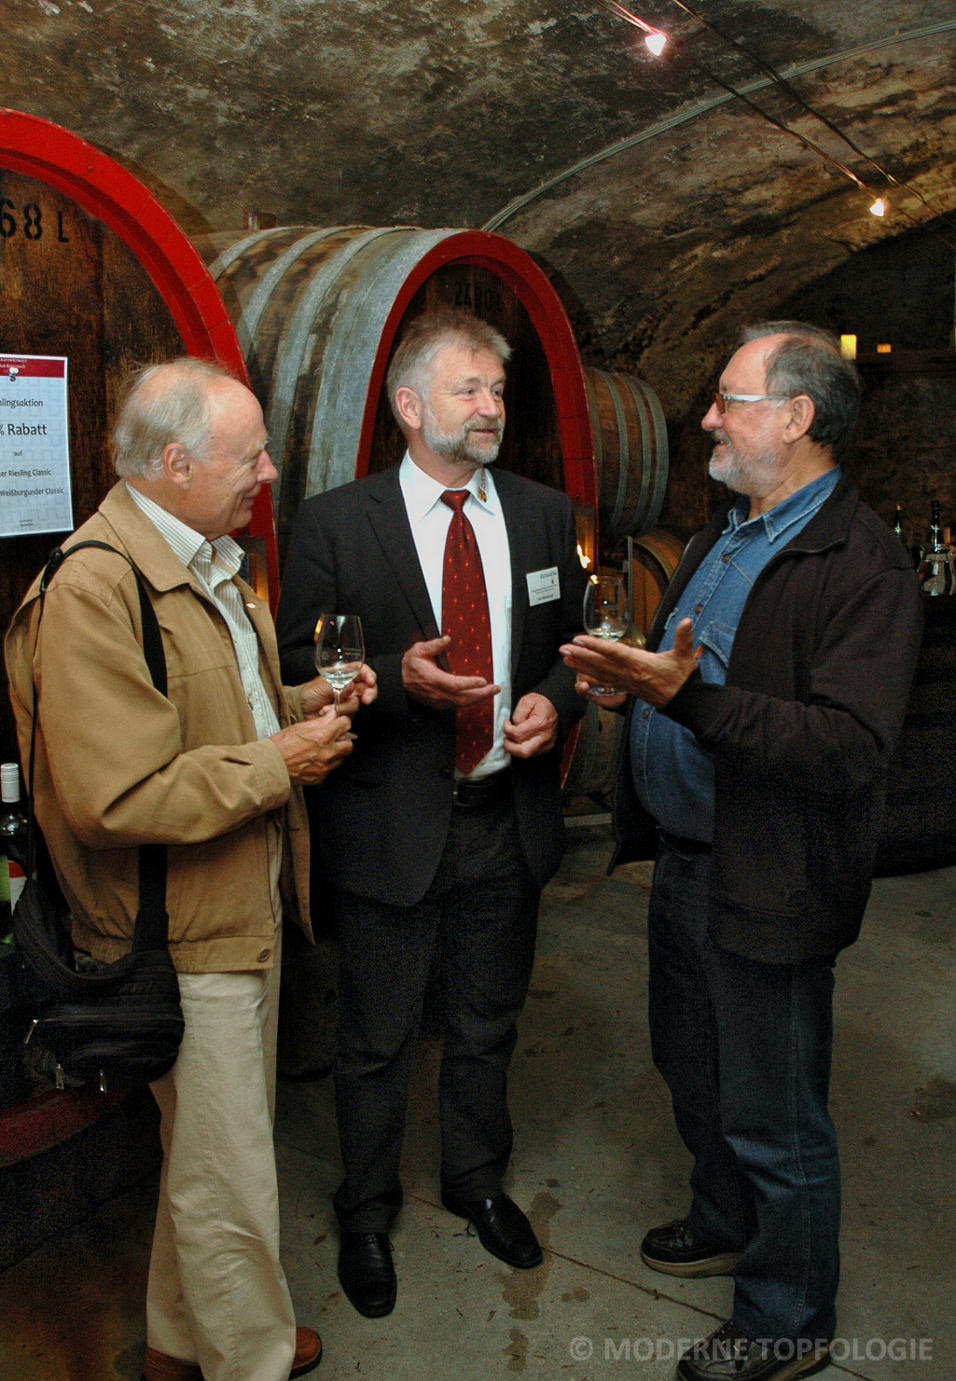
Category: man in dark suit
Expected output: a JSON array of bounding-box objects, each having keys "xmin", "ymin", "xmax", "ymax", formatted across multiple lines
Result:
[{"xmin": 276, "ymin": 310, "xmax": 587, "ymax": 1318}]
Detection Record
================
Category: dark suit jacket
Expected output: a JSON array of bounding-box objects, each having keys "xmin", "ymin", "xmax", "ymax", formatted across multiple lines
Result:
[{"xmin": 276, "ymin": 464, "xmax": 587, "ymax": 906}]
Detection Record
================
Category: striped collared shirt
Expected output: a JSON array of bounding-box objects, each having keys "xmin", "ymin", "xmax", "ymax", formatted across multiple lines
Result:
[{"xmin": 126, "ymin": 483, "xmax": 280, "ymax": 739}]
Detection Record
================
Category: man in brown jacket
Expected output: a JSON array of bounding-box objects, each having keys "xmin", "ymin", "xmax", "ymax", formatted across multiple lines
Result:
[{"xmin": 5, "ymin": 358, "xmax": 375, "ymax": 1381}]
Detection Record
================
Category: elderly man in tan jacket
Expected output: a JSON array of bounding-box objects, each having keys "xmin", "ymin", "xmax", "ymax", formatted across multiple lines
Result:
[{"xmin": 5, "ymin": 358, "xmax": 376, "ymax": 1381}]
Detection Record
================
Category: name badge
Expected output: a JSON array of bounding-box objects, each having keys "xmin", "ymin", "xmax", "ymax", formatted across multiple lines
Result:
[{"xmin": 526, "ymin": 566, "xmax": 560, "ymax": 606}]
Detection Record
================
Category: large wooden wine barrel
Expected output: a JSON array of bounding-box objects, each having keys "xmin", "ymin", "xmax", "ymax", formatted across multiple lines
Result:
[
  {"xmin": 195, "ymin": 225, "xmax": 596, "ymax": 566},
  {"xmin": 0, "ymin": 110, "xmax": 254, "ymax": 1216},
  {"xmin": 0, "ymin": 109, "xmax": 255, "ymax": 765},
  {"xmin": 562, "ymin": 701, "xmax": 625, "ymax": 805},
  {"xmin": 584, "ymin": 366, "xmax": 669, "ymax": 547},
  {"xmin": 630, "ymin": 526, "xmax": 685, "ymax": 637}
]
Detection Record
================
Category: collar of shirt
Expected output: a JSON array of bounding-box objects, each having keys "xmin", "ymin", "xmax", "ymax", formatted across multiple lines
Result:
[
  {"xmin": 126, "ymin": 481, "xmax": 280, "ymax": 745},
  {"xmin": 125, "ymin": 482, "xmax": 245, "ymax": 582},
  {"xmin": 724, "ymin": 465, "xmax": 842, "ymax": 545},
  {"xmin": 398, "ymin": 451, "xmax": 499, "ymax": 520}
]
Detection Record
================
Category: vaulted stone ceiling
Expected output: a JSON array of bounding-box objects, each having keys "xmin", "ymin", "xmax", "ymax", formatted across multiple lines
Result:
[{"xmin": 4, "ymin": 0, "xmax": 955, "ymax": 405}]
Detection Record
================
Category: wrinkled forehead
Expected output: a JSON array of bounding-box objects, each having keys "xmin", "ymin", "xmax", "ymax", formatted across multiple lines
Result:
[
  {"xmin": 719, "ymin": 341, "xmax": 763, "ymax": 391},
  {"xmin": 430, "ymin": 341, "xmax": 506, "ymax": 390},
  {"xmin": 720, "ymin": 334, "xmax": 789, "ymax": 391}
]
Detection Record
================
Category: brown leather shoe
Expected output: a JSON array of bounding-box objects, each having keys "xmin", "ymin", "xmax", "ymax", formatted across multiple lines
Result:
[
  {"xmin": 291, "ymin": 1325, "xmax": 323, "ymax": 1377},
  {"xmin": 141, "ymin": 1348, "xmax": 202, "ymax": 1381},
  {"xmin": 142, "ymin": 1327, "xmax": 321, "ymax": 1380}
]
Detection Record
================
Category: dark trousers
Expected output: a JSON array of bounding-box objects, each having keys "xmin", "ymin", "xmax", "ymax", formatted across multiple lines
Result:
[
  {"xmin": 332, "ymin": 797, "xmax": 540, "ymax": 1233},
  {"xmin": 648, "ymin": 837, "xmax": 840, "ymax": 1342}
]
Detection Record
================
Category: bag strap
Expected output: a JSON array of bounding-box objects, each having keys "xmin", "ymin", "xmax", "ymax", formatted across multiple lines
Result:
[{"xmin": 26, "ymin": 540, "xmax": 170, "ymax": 954}]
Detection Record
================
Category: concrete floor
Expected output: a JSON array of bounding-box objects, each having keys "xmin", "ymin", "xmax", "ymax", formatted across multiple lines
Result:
[{"xmin": 0, "ymin": 821, "xmax": 952, "ymax": 1381}]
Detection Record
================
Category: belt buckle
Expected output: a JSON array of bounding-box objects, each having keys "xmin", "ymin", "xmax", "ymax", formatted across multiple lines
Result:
[
  {"xmin": 452, "ymin": 773, "xmax": 502, "ymax": 807},
  {"xmin": 452, "ymin": 778, "xmax": 478, "ymax": 806}
]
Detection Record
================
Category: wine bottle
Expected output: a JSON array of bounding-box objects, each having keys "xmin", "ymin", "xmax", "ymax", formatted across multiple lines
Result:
[
  {"xmin": 917, "ymin": 500, "xmax": 955, "ymax": 596},
  {"xmin": 893, "ymin": 504, "xmax": 905, "ymax": 545},
  {"xmin": 1, "ymin": 762, "xmax": 29, "ymax": 940},
  {"xmin": 928, "ymin": 500, "xmax": 944, "ymax": 551}
]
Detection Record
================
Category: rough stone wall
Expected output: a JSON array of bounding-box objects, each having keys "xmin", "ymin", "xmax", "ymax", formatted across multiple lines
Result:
[{"xmin": 657, "ymin": 219, "xmax": 956, "ymax": 543}]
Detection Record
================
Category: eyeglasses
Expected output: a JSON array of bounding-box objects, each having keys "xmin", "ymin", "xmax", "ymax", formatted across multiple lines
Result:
[{"xmin": 712, "ymin": 392, "xmax": 792, "ymax": 414}]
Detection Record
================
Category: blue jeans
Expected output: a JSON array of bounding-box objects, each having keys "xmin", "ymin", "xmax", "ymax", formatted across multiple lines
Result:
[{"xmin": 648, "ymin": 837, "xmax": 840, "ymax": 1342}]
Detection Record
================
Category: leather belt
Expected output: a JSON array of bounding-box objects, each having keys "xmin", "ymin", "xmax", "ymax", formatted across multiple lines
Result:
[
  {"xmin": 657, "ymin": 828, "xmax": 712, "ymax": 855},
  {"xmin": 451, "ymin": 769, "xmax": 512, "ymax": 808}
]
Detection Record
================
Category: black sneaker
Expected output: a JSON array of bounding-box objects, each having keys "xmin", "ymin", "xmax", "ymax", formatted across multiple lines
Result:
[
  {"xmin": 677, "ymin": 1320, "xmax": 830, "ymax": 1380},
  {"xmin": 640, "ymin": 1217, "xmax": 743, "ymax": 1277}
]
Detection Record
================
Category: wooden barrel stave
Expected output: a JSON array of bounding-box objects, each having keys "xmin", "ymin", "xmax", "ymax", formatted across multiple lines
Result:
[
  {"xmin": 629, "ymin": 526, "xmax": 685, "ymax": 638},
  {"xmin": 584, "ymin": 365, "xmax": 669, "ymax": 547},
  {"xmin": 562, "ymin": 700, "xmax": 625, "ymax": 805}
]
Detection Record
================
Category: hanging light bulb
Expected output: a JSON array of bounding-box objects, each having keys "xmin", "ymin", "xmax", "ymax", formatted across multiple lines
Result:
[
  {"xmin": 869, "ymin": 197, "xmax": 886, "ymax": 217},
  {"xmin": 595, "ymin": 2, "xmax": 669, "ymax": 57}
]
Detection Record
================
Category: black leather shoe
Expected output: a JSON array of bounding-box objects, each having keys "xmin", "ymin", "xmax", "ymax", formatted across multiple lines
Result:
[
  {"xmin": 337, "ymin": 1232, "xmax": 397, "ymax": 1317},
  {"xmin": 640, "ymin": 1217, "xmax": 743, "ymax": 1278},
  {"xmin": 441, "ymin": 1191, "xmax": 543, "ymax": 1268},
  {"xmin": 677, "ymin": 1320, "xmax": 830, "ymax": 1381}
]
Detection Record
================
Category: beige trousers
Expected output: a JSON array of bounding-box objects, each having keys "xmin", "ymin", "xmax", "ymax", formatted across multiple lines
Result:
[{"xmin": 146, "ymin": 927, "xmax": 296, "ymax": 1381}]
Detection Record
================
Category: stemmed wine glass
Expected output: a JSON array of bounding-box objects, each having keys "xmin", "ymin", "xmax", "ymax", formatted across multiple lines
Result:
[
  {"xmin": 582, "ymin": 573, "xmax": 629, "ymax": 695},
  {"xmin": 314, "ymin": 613, "xmax": 365, "ymax": 708}
]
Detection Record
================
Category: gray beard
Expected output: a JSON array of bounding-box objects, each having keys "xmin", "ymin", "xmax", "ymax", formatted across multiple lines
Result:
[
  {"xmin": 708, "ymin": 443, "xmax": 777, "ymax": 495},
  {"xmin": 708, "ymin": 450, "xmax": 748, "ymax": 493},
  {"xmin": 422, "ymin": 415, "xmax": 502, "ymax": 466}
]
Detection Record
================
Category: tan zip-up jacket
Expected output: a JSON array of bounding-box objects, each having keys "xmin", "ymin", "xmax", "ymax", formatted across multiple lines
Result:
[{"xmin": 4, "ymin": 483, "xmax": 313, "ymax": 973}]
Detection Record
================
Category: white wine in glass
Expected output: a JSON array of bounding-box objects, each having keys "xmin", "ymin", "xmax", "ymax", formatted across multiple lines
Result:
[
  {"xmin": 582, "ymin": 574, "xmax": 628, "ymax": 695},
  {"xmin": 314, "ymin": 613, "xmax": 365, "ymax": 708}
]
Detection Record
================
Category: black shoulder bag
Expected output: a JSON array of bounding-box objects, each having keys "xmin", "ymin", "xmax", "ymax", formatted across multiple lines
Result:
[{"xmin": 13, "ymin": 541, "xmax": 185, "ymax": 1092}]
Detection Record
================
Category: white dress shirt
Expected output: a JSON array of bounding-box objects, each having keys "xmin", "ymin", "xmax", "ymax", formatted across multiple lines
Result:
[{"xmin": 399, "ymin": 453, "xmax": 512, "ymax": 778}]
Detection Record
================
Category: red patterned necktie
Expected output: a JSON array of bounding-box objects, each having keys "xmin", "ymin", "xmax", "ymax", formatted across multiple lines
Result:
[{"xmin": 441, "ymin": 489, "xmax": 495, "ymax": 775}]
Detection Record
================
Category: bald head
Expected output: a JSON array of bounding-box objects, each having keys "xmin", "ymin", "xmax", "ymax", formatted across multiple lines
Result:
[
  {"xmin": 112, "ymin": 357, "xmax": 249, "ymax": 479},
  {"xmin": 113, "ymin": 357, "xmax": 275, "ymax": 539}
]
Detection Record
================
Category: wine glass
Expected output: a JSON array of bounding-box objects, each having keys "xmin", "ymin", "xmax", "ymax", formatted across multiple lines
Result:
[
  {"xmin": 314, "ymin": 613, "xmax": 365, "ymax": 708},
  {"xmin": 582, "ymin": 573, "xmax": 629, "ymax": 695}
]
